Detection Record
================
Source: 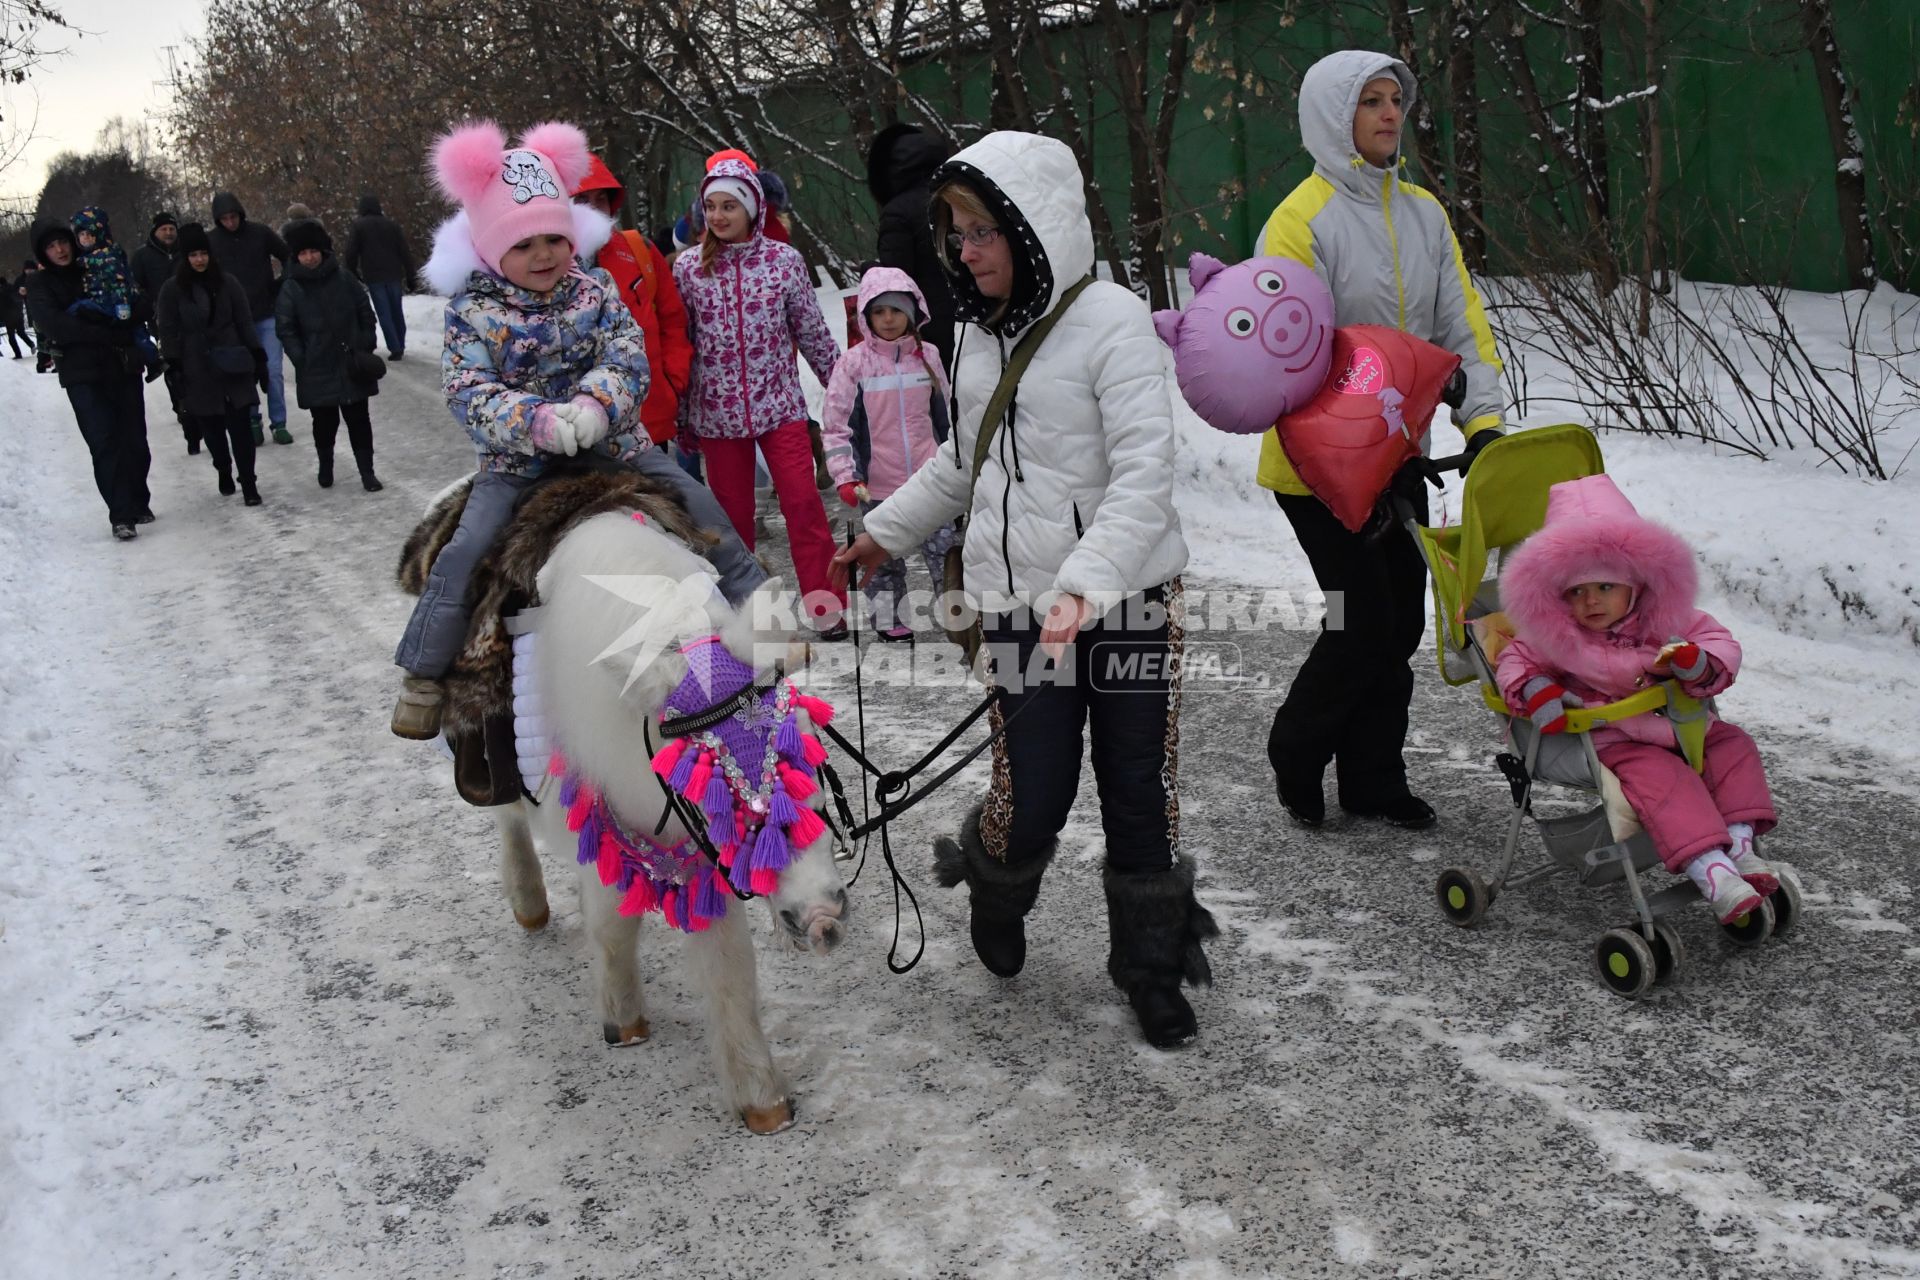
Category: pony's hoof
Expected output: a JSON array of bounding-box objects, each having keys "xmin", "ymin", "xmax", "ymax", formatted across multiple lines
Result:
[
  {"xmin": 742, "ymin": 1098, "xmax": 795, "ymax": 1135},
  {"xmin": 513, "ymin": 905, "xmax": 550, "ymax": 930},
  {"xmin": 601, "ymin": 1018, "xmax": 650, "ymax": 1046}
]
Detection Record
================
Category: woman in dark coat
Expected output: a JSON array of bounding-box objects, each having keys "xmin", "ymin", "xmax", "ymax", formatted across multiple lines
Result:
[
  {"xmin": 274, "ymin": 220, "xmax": 383, "ymax": 490},
  {"xmin": 153, "ymin": 222, "xmax": 267, "ymax": 505}
]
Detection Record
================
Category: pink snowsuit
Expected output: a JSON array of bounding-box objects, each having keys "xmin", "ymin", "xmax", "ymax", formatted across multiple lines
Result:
[{"xmin": 1495, "ymin": 474, "xmax": 1776, "ymax": 872}]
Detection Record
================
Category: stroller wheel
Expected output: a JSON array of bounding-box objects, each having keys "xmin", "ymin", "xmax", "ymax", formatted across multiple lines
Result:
[
  {"xmin": 1650, "ymin": 921, "xmax": 1686, "ymax": 984},
  {"xmin": 1766, "ymin": 867, "xmax": 1805, "ymax": 938},
  {"xmin": 1593, "ymin": 928, "xmax": 1657, "ymax": 1000},
  {"xmin": 1720, "ymin": 896, "xmax": 1776, "ymax": 947},
  {"xmin": 1435, "ymin": 868, "xmax": 1491, "ymax": 927}
]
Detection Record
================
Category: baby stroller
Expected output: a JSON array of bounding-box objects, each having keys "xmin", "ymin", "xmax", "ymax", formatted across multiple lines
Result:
[{"xmin": 1401, "ymin": 424, "xmax": 1803, "ymax": 999}]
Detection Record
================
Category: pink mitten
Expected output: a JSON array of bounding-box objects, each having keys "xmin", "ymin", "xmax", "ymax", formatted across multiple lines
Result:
[{"xmin": 529, "ymin": 403, "xmax": 578, "ymax": 456}]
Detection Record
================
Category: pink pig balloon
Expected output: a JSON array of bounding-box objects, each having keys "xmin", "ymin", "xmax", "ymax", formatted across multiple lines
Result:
[{"xmin": 1151, "ymin": 253, "xmax": 1335, "ymax": 434}]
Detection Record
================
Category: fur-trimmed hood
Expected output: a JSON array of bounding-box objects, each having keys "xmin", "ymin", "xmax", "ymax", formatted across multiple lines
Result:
[
  {"xmin": 1501, "ymin": 474, "xmax": 1700, "ymax": 670},
  {"xmin": 422, "ymin": 206, "xmax": 613, "ymax": 297}
]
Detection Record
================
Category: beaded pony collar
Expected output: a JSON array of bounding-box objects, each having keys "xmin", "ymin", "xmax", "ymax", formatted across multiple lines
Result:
[{"xmin": 547, "ymin": 636, "xmax": 836, "ymax": 934}]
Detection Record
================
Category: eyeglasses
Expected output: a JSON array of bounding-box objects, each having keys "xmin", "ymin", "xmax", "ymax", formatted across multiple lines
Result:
[{"xmin": 946, "ymin": 226, "xmax": 1002, "ymax": 254}]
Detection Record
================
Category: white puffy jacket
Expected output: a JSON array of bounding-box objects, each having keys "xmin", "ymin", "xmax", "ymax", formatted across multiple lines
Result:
[{"xmin": 861, "ymin": 132, "xmax": 1188, "ymax": 618}]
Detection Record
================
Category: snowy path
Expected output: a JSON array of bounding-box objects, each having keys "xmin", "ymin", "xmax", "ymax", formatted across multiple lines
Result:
[{"xmin": 2, "ymin": 337, "xmax": 1918, "ymax": 1278}]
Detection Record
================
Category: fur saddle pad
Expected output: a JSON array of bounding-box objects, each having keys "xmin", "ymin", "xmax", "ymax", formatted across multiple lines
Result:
[{"xmin": 396, "ymin": 468, "xmax": 716, "ymax": 741}]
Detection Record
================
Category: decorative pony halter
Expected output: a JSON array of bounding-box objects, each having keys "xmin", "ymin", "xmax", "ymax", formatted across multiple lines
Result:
[{"xmin": 546, "ymin": 636, "xmax": 836, "ymax": 934}]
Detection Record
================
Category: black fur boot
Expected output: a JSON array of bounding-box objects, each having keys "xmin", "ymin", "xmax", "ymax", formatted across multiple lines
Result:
[
  {"xmin": 1103, "ymin": 857, "xmax": 1220, "ymax": 1049},
  {"xmin": 932, "ymin": 805, "xmax": 1055, "ymax": 977}
]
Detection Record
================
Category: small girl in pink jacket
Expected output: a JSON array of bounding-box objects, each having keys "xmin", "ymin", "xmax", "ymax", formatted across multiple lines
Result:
[
  {"xmin": 1495, "ymin": 474, "xmax": 1786, "ymax": 925},
  {"xmin": 821, "ymin": 267, "xmax": 958, "ymax": 640}
]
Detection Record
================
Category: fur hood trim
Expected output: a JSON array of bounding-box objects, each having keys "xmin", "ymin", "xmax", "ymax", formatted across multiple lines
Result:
[
  {"xmin": 1501, "ymin": 474, "xmax": 1700, "ymax": 669},
  {"xmin": 421, "ymin": 206, "xmax": 614, "ymax": 297}
]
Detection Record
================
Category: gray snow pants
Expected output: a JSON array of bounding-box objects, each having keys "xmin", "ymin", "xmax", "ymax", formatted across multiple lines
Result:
[{"xmin": 393, "ymin": 447, "xmax": 767, "ymax": 677}]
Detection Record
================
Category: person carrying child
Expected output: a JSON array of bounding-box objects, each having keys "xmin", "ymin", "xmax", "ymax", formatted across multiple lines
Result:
[
  {"xmin": 69, "ymin": 207, "xmax": 164, "ymax": 381},
  {"xmin": 1496, "ymin": 474, "xmax": 1786, "ymax": 924},
  {"xmin": 673, "ymin": 156, "xmax": 847, "ymax": 638},
  {"xmin": 390, "ymin": 120, "xmax": 766, "ymax": 740},
  {"xmin": 820, "ymin": 266, "xmax": 957, "ymax": 640}
]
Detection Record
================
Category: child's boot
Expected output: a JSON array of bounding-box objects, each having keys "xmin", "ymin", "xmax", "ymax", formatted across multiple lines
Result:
[
  {"xmin": 1686, "ymin": 849, "xmax": 1763, "ymax": 924},
  {"xmin": 1721, "ymin": 822, "xmax": 1783, "ymax": 895},
  {"xmin": 391, "ymin": 675, "xmax": 445, "ymax": 741}
]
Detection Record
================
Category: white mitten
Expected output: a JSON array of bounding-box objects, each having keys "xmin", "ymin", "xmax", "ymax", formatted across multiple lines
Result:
[{"xmin": 560, "ymin": 396, "xmax": 610, "ymax": 450}]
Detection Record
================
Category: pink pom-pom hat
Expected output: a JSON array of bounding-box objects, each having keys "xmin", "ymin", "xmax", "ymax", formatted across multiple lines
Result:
[{"xmin": 425, "ymin": 119, "xmax": 607, "ymax": 277}]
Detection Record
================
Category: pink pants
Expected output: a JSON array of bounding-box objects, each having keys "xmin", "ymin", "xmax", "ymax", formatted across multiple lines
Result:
[
  {"xmin": 1596, "ymin": 721, "xmax": 1777, "ymax": 873},
  {"xmin": 701, "ymin": 420, "xmax": 846, "ymax": 626}
]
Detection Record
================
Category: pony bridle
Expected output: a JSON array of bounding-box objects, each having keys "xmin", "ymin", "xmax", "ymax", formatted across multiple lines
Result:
[{"xmin": 646, "ymin": 637, "xmax": 846, "ymax": 893}]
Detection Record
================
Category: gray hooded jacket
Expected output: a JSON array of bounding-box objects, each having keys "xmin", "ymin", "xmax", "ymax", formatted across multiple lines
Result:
[{"xmin": 1255, "ymin": 50, "xmax": 1504, "ymax": 495}]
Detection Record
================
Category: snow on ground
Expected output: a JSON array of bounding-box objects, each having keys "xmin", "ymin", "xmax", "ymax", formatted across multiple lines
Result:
[{"xmin": 2, "ymin": 286, "xmax": 1918, "ymax": 1277}]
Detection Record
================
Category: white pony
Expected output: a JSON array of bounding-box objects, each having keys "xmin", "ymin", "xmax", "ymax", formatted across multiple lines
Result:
[{"xmin": 490, "ymin": 509, "xmax": 850, "ymax": 1135}]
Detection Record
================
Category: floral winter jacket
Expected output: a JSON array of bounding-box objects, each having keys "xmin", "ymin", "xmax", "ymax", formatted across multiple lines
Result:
[
  {"xmin": 672, "ymin": 159, "xmax": 839, "ymax": 440},
  {"xmin": 441, "ymin": 265, "xmax": 650, "ymax": 476},
  {"xmin": 821, "ymin": 267, "xmax": 950, "ymax": 500},
  {"xmin": 1494, "ymin": 474, "xmax": 1741, "ymax": 750}
]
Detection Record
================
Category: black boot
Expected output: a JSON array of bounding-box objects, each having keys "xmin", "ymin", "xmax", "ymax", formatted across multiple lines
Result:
[
  {"xmin": 931, "ymin": 804, "xmax": 1054, "ymax": 978},
  {"xmin": 1104, "ymin": 857, "xmax": 1220, "ymax": 1050},
  {"xmin": 1268, "ymin": 717, "xmax": 1326, "ymax": 827},
  {"xmin": 317, "ymin": 452, "xmax": 334, "ymax": 488}
]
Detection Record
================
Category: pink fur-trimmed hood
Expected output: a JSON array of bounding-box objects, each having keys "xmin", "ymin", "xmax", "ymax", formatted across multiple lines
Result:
[{"xmin": 1501, "ymin": 474, "xmax": 1701, "ymax": 669}]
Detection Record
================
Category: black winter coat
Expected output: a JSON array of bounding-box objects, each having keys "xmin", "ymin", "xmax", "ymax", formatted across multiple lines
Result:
[
  {"xmin": 208, "ymin": 193, "xmax": 290, "ymax": 320},
  {"xmin": 867, "ymin": 125, "xmax": 957, "ymax": 367},
  {"xmin": 3, "ymin": 273, "xmax": 25, "ymax": 329},
  {"xmin": 343, "ymin": 196, "xmax": 414, "ymax": 286},
  {"xmin": 274, "ymin": 256, "xmax": 379, "ymax": 408},
  {"xmin": 130, "ymin": 236, "xmax": 175, "ymax": 306},
  {"xmin": 154, "ymin": 269, "xmax": 264, "ymax": 417},
  {"xmin": 24, "ymin": 221, "xmax": 148, "ymax": 388}
]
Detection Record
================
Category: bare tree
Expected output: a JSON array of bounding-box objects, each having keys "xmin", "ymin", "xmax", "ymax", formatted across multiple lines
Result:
[{"xmin": 1797, "ymin": 0, "xmax": 1876, "ymax": 289}]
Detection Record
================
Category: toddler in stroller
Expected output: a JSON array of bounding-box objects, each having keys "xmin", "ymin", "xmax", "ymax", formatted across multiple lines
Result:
[{"xmin": 1408, "ymin": 425, "xmax": 1801, "ymax": 999}]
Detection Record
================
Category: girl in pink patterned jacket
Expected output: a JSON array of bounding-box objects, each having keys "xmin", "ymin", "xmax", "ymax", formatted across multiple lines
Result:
[
  {"xmin": 821, "ymin": 266, "xmax": 957, "ymax": 640},
  {"xmin": 673, "ymin": 157, "xmax": 845, "ymax": 634},
  {"xmin": 1495, "ymin": 474, "xmax": 1787, "ymax": 926}
]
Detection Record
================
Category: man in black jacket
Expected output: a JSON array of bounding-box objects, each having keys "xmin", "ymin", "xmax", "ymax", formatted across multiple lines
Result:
[
  {"xmin": 866, "ymin": 123, "xmax": 957, "ymax": 372},
  {"xmin": 209, "ymin": 192, "xmax": 292, "ymax": 443},
  {"xmin": 24, "ymin": 220, "xmax": 154, "ymax": 540},
  {"xmin": 343, "ymin": 193, "xmax": 414, "ymax": 360},
  {"xmin": 130, "ymin": 211, "xmax": 197, "ymax": 452}
]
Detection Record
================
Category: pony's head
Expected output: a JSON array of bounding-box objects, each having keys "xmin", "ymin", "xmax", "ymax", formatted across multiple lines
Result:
[{"xmin": 534, "ymin": 511, "xmax": 850, "ymax": 954}]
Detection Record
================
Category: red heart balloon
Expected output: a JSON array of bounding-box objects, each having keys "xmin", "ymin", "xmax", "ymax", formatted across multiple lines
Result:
[{"xmin": 1275, "ymin": 325, "xmax": 1463, "ymax": 532}]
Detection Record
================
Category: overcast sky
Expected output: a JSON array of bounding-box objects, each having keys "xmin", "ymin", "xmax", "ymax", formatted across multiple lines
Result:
[{"xmin": 2, "ymin": 0, "xmax": 204, "ymax": 206}]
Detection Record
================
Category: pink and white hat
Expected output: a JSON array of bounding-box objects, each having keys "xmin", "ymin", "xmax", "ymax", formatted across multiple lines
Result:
[{"xmin": 421, "ymin": 119, "xmax": 614, "ymax": 292}]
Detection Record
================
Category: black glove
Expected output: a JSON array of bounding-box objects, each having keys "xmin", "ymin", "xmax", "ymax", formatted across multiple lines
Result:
[
  {"xmin": 1389, "ymin": 457, "xmax": 1443, "ymax": 506},
  {"xmin": 1462, "ymin": 428, "xmax": 1503, "ymax": 472},
  {"xmin": 1441, "ymin": 367, "xmax": 1468, "ymax": 412},
  {"xmin": 254, "ymin": 349, "xmax": 271, "ymax": 392},
  {"xmin": 75, "ymin": 306, "xmax": 111, "ymax": 326}
]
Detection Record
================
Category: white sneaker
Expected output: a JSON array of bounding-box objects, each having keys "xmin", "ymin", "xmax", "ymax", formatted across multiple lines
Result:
[
  {"xmin": 1695, "ymin": 858, "xmax": 1764, "ymax": 924},
  {"xmin": 1725, "ymin": 823, "xmax": 1781, "ymax": 895}
]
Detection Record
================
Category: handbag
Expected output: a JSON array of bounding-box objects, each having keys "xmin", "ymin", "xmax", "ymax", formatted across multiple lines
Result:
[
  {"xmin": 346, "ymin": 345, "xmax": 388, "ymax": 383},
  {"xmin": 210, "ymin": 344, "xmax": 254, "ymax": 376},
  {"xmin": 939, "ymin": 276, "xmax": 1095, "ymax": 664}
]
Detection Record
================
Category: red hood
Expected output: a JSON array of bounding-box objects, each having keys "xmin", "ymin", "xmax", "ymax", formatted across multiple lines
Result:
[{"xmin": 573, "ymin": 153, "xmax": 625, "ymax": 214}]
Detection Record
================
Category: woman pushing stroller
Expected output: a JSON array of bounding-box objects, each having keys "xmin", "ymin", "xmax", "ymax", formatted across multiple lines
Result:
[{"xmin": 1496, "ymin": 474, "xmax": 1788, "ymax": 924}]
